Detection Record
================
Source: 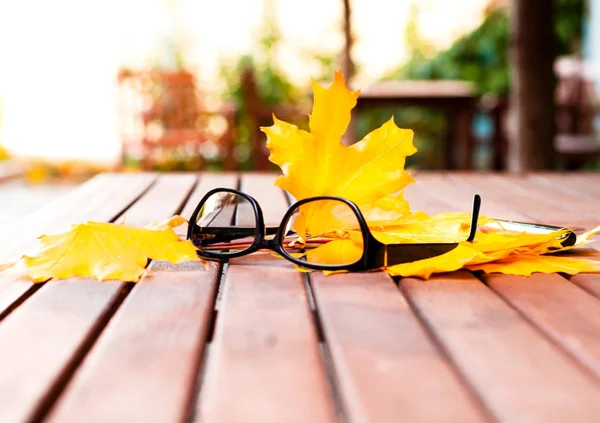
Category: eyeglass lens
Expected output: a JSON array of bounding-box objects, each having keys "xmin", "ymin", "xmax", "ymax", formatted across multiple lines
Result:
[
  {"xmin": 281, "ymin": 199, "xmax": 364, "ymax": 266},
  {"xmin": 194, "ymin": 191, "xmax": 257, "ymax": 255}
]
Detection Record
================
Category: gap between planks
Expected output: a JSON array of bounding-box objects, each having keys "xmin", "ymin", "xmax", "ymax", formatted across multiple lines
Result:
[
  {"xmin": 193, "ymin": 173, "xmax": 337, "ymax": 423},
  {"xmin": 45, "ymin": 173, "xmax": 238, "ymax": 423},
  {"xmin": 0, "ymin": 173, "xmax": 205, "ymax": 422},
  {"xmin": 403, "ymin": 174, "xmax": 600, "ymax": 421}
]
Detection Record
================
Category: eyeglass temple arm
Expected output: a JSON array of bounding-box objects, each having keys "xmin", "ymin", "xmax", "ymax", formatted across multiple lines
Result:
[
  {"xmin": 466, "ymin": 194, "xmax": 481, "ymax": 242},
  {"xmin": 380, "ymin": 195, "xmax": 481, "ymax": 267},
  {"xmin": 191, "ymin": 226, "xmax": 279, "ymax": 243},
  {"xmin": 483, "ymin": 219, "xmax": 576, "ymax": 247}
]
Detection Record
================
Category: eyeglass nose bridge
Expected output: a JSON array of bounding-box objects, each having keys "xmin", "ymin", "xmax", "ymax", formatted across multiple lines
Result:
[{"xmin": 256, "ymin": 237, "xmax": 277, "ymax": 250}]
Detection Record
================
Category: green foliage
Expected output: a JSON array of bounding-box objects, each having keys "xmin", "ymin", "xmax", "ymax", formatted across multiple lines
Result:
[
  {"xmin": 387, "ymin": 9, "xmax": 510, "ymax": 95},
  {"xmin": 219, "ymin": 19, "xmax": 300, "ymax": 169},
  {"xmin": 555, "ymin": 0, "xmax": 584, "ymax": 54},
  {"xmin": 363, "ymin": 1, "xmax": 585, "ymax": 169},
  {"xmin": 387, "ymin": 1, "xmax": 584, "ymax": 95},
  {"xmin": 220, "ymin": 19, "xmax": 299, "ymax": 170},
  {"xmin": 220, "ymin": 20, "xmax": 298, "ymax": 112}
]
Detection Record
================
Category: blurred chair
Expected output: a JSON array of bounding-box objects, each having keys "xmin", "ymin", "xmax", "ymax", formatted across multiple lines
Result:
[
  {"xmin": 118, "ymin": 69, "xmax": 237, "ymax": 170},
  {"xmin": 240, "ymin": 67, "xmax": 308, "ymax": 170},
  {"xmin": 484, "ymin": 58, "xmax": 600, "ymax": 170},
  {"xmin": 554, "ymin": 58, "xmax": 600, "ymax": 169}
]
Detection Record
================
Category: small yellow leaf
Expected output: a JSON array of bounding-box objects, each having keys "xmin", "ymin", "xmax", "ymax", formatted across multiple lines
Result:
[
  {"xmin": 574, "ymin": 224, "xmax": 600, "ymax": 247},
  {"xmin": 145, "ymin": 215, "xmax": 188, "ymax": 230},
  {"xmin": 10, "ymin": 216, "xmax": 200, "ymax": 282},
  {"xmin": 467, "ymin": 254, "xmax": 600, "ymax": 276},
  {"xmin": 385, "ymin": 244, "xmax": 482, "ymax": 279}
]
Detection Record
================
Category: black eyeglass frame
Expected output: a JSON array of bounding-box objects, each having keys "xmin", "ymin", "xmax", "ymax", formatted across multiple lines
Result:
[{"xmin": 187, "ymin": 188, "xmax": 482, "ymax": 271}]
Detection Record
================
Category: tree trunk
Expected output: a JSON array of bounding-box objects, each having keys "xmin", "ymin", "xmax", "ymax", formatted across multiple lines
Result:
[
  {"xmin": 341, "ymin": 0, "xmax": 356, "ymax": 145},
  {"xmin": 509, "ymin": 0, "xmax": 557, "ymax": 171},
  {"xmin": 341, "ymin": 0, "xmax": 355, "ymax": 81}
]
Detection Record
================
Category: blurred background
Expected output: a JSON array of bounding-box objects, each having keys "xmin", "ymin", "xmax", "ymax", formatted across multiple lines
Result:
[{"xmin": 0, "ymin": 0, "xmax": 595, "ymax": 188}]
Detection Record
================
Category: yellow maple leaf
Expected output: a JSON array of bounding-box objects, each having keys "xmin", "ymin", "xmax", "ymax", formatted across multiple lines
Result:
[
  {"xmin": 262, "ymin": 70, "xmax": 600, "ymax": 279},
  {"xmin": 262, "ymin": 70, "xmax": 416, "ymax": 236},
  {"xmin": 7, "ymin": 216, "xmax": 200, "ymax": 282},
  {"xmin": 368, "ymin": 212, "xmax": 493, "ymax": 244}
]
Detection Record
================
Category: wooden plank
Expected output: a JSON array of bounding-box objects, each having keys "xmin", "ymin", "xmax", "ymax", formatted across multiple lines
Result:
[
  {"xmin": 0, "ymin": 173, "xmax": 156, "ymax": 316},
  {"xmin": 408, "ymin": 173, "xmax": 528, "ymax": 221},
  {"xmin": 119, "ymin": 173, "xmax": 197, "ymax": 227},
  {"xmin": 197, "ymin": 265, "xmax": 335, "ymax": 423},
  {"xmin": 239, "ymin": 173, "xmax": 289, "ymax": 226},
  {"xmin": 0, "ymin": 181, "xmax": 72, "ymax": 238},
  {"xmin": 46, "ymin": 174, "xmax": 235, "ymax": 423},
  {"xmin": 311, "ymin": 271, "xmax": 487, "ymax": 423},
  {"xmin": 0, "ymin": 173, "xmax": 156, "ymax": 262},
  {"xmin": 400, "ymin": 176, "xmax": 600, "ymax": 420},
  {"xmin": 413, "ymin": 175, "xmax": 600, "ymax": 373},
  {"xmin": 515, "ymin": 174, "xmax": 600, "ymax": 228},
  {"xmin": 177, "ymin": 173, "xmax": 239, "ymax": 237},
  {"xmin": 527, "ymin": 173, "xmax": 600, "ymax": 201},
  {"xmin": 0, "ymin": 279, "xmax": 126, "ymax": 423},
  {"xmin": 498, "ymin": 175, "xmax": 600, "ymax": 224},
  {"xmin": 400, "ymin": 273, "xmax": 600, "ymax": 422},
  {"xmin": 408, "ymin": 172, "xmax": 600, "ymax": 227},
  {"xmin": 483, "ymin": 273, "xmax": 600, "ymax": 379},
  {"xmin": 571, "ymin": 273, "xmax": 600, "ymax": 299},
  {"xmin": 46, "ymin": 262, "xmax": 215, "ymax": 423},
  {"xmin": 453, "ymin": 175, "xmax": 600, "ymax": 383},
  {"xmin": 0, "ymin": 174, "xmax": 195, "ymax": 422},
  {"xmin": 446, "ymin": 173, "xmax": 597, "ymax": 226},
  {"xmin": 197, "ymin": 174, "xmax": 335, "ymax": 423}
]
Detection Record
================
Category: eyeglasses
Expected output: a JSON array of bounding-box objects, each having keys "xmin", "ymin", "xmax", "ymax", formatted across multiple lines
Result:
[{"xmin": 186, "ymin": 188, "xmax": 482, "ymax": 271}]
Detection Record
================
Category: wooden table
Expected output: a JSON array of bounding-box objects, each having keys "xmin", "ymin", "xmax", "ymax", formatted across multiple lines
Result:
[
  {"xmin": 353, "ymin": 81, "xmax": 478, "ymax": 170},
  {"xmin": 2, "ymin": 172, "xmax": 600, "ymax": 423}
]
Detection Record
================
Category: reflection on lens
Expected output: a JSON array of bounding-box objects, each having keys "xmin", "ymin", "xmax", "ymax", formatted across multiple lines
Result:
[
  {"xmin": 193, "ymin": 192, "xmax": 257, "ymax": 255},
  {"xmin": 282, "ymin": 199, "xmax": 364, "ymax": 266}
]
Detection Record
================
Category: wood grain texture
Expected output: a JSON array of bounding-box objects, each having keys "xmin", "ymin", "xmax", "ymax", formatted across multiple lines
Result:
[
  {"xmin": 511, "ymin": 174, "xmax": 600, "ymax": 233},
  {"xmin": 400, "ymin": 272, "xmax": 600, "ymax": 423},
  {"xmin": 0, "ymin": 173, "xmax": 156, "ymax": 318},
  {"xmin": 408, "ymin": 173, "xmax": 525, "ymax": 221},
  {"xmin": 311, "ymin": 271, "xmax": 487, "ymax": 423},
  {"xmin": 442, "ymin": 174, "xmax": 600, "ymax": 379},
  {"xmin": 239, "ymin": 173, "xmax": 289, "ymax": 226},
  {"xmin": 0, "ymin": 174, "xmax": 195, "ymax": 422},
  {"xmin": 197, "ymin": 174, "xmax": 335, "ymax": 423},
  {"xmin": 120, "ymin": 173, "xmax": 196, "ymax": 227},
  {"xmin": 197, "ymin": 264, "xmax": 335, "ymax": 423},
  {"xmin": 46, "ymin": 261, "xmax": 217, "ymax": 423},
  {"xmin": 4, "ymin": 172, "xmax": 600, "ymax": 422},
  {"xmin": 177, "ymin": 173, "xmax": 239, "ymax": 237},
  {"xmin": 45, "ymin": 174, "xmax": 206, "ymax": 423},
  {"xmin": 571, "ymin": 273, "xmax": 600, "ymax": 299},
  {"xmin": 402, "ymin": 179, "xmax": 600, "ymax": 421},
  {"xmin": 445, "ymin": 173, "xmax": 598, "ymax": 227},
  {"xmin": 484, "ymin": 272, "xmax": 600, "ymax": 380},
  {"xmin": 0, "ymin": 279, "xmax": 126, "ymax": 423},
  {"xmin": 0, "ymin": 173, "xmax": 156, "ymax": 262}
]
